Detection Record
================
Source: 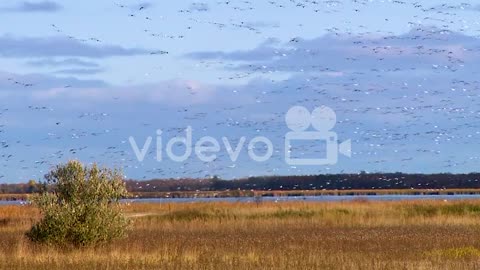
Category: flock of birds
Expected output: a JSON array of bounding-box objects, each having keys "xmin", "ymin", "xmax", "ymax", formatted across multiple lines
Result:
[{"xmin": 0, "ymin": 0, "xmax": 479, "ymax": 185}]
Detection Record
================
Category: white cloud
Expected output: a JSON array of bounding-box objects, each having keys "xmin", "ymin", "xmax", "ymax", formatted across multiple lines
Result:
[
  {"xmin": 0, "ymin": 35, "xmax": 153, "ymax": 58},
  {"xmin": 30, "ymin": 79, "xmax": 219, "ymax": 106}
]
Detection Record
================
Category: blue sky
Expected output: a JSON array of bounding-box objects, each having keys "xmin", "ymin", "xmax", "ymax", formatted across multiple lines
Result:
[{"xmin": 1, "ymin": 0, "xmax": 480, "ymax": 182}]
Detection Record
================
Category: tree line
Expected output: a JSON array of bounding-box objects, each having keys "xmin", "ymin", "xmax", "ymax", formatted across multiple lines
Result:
[
  {"xmin": 3, "ymin": 172, "xmax": 480, "ymax": 194},
  {"xmin": 125, "ymin": 172, "xmax": 480, "ymax": 192}
]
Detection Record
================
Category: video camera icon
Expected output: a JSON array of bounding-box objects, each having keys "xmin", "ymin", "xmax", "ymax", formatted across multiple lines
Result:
[{"xmin": 285, "ymin": 106, "xmax": 351, "ymax": 166}]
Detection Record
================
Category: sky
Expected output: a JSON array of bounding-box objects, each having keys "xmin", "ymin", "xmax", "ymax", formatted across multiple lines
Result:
[{"xmin": 1, "ymin": 0, "xmax": 480, "ymax": 182}]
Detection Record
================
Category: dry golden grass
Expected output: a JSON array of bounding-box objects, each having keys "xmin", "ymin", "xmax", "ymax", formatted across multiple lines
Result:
[{"xmin": 1, "ymin": 200, "xmax": 480, "ymax": 269}]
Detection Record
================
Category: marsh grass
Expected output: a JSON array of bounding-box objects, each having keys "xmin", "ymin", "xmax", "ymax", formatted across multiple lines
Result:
[
  {"xmin": 404, "ymin": 203, "xmax": 480, "ymax": 217},
  {"xmin": 426, "ymin": 246, "xmax": 480, "ymax": 260},
  {"xmin": 1, "ymin": 200, "xmax": 480, "ymax": 269}
]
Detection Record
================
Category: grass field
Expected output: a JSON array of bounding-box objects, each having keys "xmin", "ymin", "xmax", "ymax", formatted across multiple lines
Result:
[{"xmin": 1, "ymin": 199, "xmax": 480, "ymax": 269}]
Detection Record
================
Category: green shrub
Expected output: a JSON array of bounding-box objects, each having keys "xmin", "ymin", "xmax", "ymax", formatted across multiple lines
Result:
[{"xmin": 26, "ymin": 160, "xmax": 130, "ymax": 247}]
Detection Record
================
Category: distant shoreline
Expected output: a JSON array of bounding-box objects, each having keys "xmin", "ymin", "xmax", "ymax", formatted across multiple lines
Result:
[
  {"xmin": 128, "ymin": 188, "xmax": 480, "ymax": 199},
  {"xmin": 3, "ymin": 188, "xmax": 480, "ymax": 201}
]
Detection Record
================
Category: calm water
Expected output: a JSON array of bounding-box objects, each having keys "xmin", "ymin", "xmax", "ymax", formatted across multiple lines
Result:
[
  {"xmin": 3, "ymin": 195, "xmax": 480, "ymax": 206},
  {"xmin": 124, "ymin": 194, "xmax": 480, "ymax": 204}
]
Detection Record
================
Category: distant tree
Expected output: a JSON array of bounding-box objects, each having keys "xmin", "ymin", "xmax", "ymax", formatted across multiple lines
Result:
[
  {"xmin": 26, "ymin": 160, "xmax": 129, "ymax": 246},
  {"xmin": 27, "ymin": 180, "xmax": 37, "ymax": 193}
]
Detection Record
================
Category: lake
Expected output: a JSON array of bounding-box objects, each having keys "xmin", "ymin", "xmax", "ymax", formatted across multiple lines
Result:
[
  {"xmin": 3, "ymin": 194, "xmax": 480, "ymax": 206},
  {"xmin": 124, "ymin": 194, "xmax": 480, "ymax": 204}
]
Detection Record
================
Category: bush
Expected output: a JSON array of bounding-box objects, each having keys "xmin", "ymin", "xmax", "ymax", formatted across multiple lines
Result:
[{"xmin": 26, "ymin": 160, "xmax": 130, "ymax": 246}]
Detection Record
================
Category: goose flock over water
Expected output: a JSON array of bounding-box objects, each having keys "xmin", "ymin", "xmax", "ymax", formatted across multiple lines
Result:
[{"xmin": 0, "ymin": 0, "xmax": 479, "ymax": 186}]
